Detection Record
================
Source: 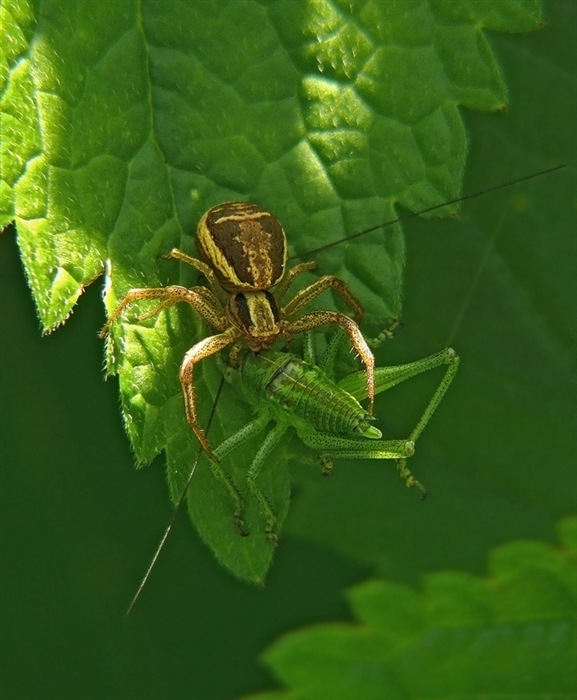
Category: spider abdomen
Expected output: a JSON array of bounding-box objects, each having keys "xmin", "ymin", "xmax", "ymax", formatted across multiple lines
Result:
[{"xmin": 197, "ymin": 202, "xmax": 287, "ymax": 291}]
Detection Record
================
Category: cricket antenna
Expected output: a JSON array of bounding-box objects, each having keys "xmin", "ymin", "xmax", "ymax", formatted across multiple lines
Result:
[
  {"xmin": 126, "ymin": 375, "xmax": 226, "ymax": 615},
  {"xmin": 292, "ymin": 164, "xmax": 567, "ymax": 261}
]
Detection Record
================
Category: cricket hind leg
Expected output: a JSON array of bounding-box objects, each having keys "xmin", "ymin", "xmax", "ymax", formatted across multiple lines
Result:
[
  {"xmin": 356, "ymin": 347, "xmax": 460, "ymax": 443},
  {"xmin": 373, "ymin": 349, "xmax": 461, "ymax": 498},
  {"xmin": 337, "ymin": 348, "xmax": 459, "ymax": 410},
  {"xmin": 405, "ymin": 348, "xmax": 460, "ymax": 444},
  {"xmin": 318, "ymin": 347, "xmax": 459, "ymax": 496},
  {"xmin": 396, "ymin": 459, "xmax": 427, "ymax": 499},
  {"xmin": 303, "ymin": 432, "xmax": 427, "ymax": 497}
]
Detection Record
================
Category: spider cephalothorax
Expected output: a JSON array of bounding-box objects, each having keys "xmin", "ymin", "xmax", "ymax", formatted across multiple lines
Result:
[{"xmin": 100, "ymin": 202, "xmax": 374, "ymax": 460}]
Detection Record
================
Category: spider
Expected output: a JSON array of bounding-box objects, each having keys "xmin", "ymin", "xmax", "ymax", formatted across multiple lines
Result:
[{"xmin": 99, "ymin": 201, "xmax": 374, "ymax": 461}]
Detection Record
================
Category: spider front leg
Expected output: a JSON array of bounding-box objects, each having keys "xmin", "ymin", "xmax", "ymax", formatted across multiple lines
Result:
[
  {"xmin": 179, "ymin": 327, "xmax": 240, "ymax": 462},
  {"xmin": 282, "ymin": 273, "xmax": 364, "ymax": 321},
  {"xmin": 285, "ymin": 311, "xmax": 375, "ymax": 413}
]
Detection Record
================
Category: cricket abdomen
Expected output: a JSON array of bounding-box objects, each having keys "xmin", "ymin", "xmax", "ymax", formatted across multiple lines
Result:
[{"xmin": 242, "ymin": 350, "xmax": 381, "ymax": 439}]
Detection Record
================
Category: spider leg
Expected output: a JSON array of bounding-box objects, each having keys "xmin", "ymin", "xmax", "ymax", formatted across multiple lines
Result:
[
  {"xmin": 274, "ymin": 261, "xmax": 317, "ymax": 300},
  {"xmin": 284, "ymin": 311, "xmax": 375, "ymax": 414},
  {"xmin": 161, "ymin": 249, "xmax": 224, "ymax": 300},
  {"xmin": 180, "ymin": 327, "xmax": 240, "ymax": 461},
  {"xmin": 99, "ymin": 285, "xmax": 226, "ymax": 338},
  {"xmin": 282, "ymin": 274, "xmax": 364, "ymax": 321},
  {"xmin": 138, "ymin": 284, "xmax": 224, "ymax": 322}
]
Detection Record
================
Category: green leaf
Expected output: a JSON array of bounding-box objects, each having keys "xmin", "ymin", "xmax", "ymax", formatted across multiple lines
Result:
[
  {"xmin": 246, "ymin": 519, "xmax": 577, "ymax": 699},
  {"xmin": 285, "ymin": 0, "xmax": 576, "ymax": 587},
  {"xmin": 1, "ymin": 0, "xmax": 546, "ymax": 580}
]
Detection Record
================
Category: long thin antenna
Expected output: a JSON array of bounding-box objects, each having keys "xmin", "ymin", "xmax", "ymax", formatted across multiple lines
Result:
[
  {"xmin": 126, "ymin": 375, "xmax": 226, "ymax": 615},
  {"xmin": 444, "ymin": 206, "xmax": 509, "ymax": 348},
  {"xmin": 290, "ymin": 164, "xmax": 566, "ymax": 261}
]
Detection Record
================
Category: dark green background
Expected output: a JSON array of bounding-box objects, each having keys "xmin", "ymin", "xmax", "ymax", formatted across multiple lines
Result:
[{"xmin": 1, "ymin": 3, "xmax": 575, "ymax": 699}]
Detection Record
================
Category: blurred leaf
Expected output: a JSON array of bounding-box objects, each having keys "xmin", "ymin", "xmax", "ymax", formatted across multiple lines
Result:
[
  {"xmin": 1, "ymin": 0, "xmax": 552, "ymax": 580},
  {"xmin": 246, "ymin": 518, "xmax": 577, "ymax": 700},
  {"xmin": 286, "ymin": 0, "xmax": 576, "ymax": 586}
]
